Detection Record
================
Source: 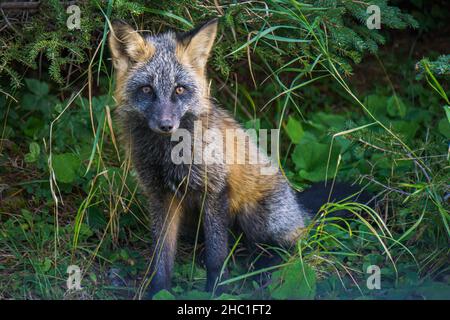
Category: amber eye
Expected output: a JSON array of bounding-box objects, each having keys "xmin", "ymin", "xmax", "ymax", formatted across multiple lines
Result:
[
  {"xmin": 175, "ymin": 86, "xmax": 185, "ymax": 95},
  {"xmin": 141, "ymin": 86, "xmax": 152, "ymax": 94}
]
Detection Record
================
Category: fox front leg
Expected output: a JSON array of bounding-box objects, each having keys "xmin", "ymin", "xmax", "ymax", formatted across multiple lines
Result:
[
  {"xmin": 147, "ymin": 195, "xmax": 183, "ymax": 297},
  {"xmin": 203, "ymin": 193, "xmax": 230, "ymax": 293}
]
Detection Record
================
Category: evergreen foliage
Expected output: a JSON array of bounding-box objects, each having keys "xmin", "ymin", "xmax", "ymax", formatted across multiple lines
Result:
[{"xmin": 0, "ymin": 0, "xmax": 417, "ymax": 90}]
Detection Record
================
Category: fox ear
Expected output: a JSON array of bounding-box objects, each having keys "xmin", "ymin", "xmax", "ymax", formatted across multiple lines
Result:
[
  {"xmin": 108, "ymin": 20, "xmax": 155, "ymax": 73},
  {"xmin": 176, "ymin": 19, "xmax": 218, "ymax": 73}
]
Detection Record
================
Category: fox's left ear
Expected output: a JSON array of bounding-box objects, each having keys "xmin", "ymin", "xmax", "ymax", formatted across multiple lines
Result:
[
  {"xmin": 108, "ymin": 20, "xmax": 155, "ymax": 73},
  {"xmin": 176, "ymin": 18, "xmax": 219, "ymax": 73}
]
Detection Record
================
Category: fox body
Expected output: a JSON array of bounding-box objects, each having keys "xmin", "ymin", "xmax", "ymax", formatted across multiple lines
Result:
[{"xmin": 108, "ymin": 19, "xmax": 367, "ymax": 296}]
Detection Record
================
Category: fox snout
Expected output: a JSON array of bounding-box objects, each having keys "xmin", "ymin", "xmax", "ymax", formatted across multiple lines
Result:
[
  {"xmin": 146, "ymin": 109, "xmax": 180, "ymax": 134},
  {"xmin": 158, "ymin": 118, "xmax": 177, "ymax": 133}
]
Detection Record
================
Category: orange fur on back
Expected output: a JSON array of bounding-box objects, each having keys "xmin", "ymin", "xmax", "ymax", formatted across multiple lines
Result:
[{"xmin": 200, "ymin": 108, "xmax": 279, "ymax": 214}]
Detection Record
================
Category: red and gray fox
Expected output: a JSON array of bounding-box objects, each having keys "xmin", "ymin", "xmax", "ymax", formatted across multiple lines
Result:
[{"xmin": 108, "ymin": 19, "xmax": 371, "ymax": 296}]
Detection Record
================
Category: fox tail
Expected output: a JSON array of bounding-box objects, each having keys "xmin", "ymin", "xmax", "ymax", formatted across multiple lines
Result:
[{"xmin": 296, "ymin": 181, "xmax": 375, "ymax": 221}]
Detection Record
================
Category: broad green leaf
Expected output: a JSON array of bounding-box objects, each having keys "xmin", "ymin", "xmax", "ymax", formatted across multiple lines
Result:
[
  {"xmin": 387, "ymin": 95, "xmax": 407, "ymax": 118},
  {"xmin": 292, "ymin": 140, "xmax": 340, "ymax": 182},
  {"xmin": 153, "ymin": 289, "xmax": 175, "ymax": 300},
  {"xmin": 21, "ymin": 209, "xmax": 33, "ymax": 226},
  {"xmin": 52, "ymin": 153, "xmax": 81, "ymax": 183},
  {"xmin": 25, "ymin": 78, "xmax": 49, "ymax": 96},
  {"xmin": 24, "ymin": 142, "xmax": 40, "ymax": 163},
  {"xmin": 391, "ymin": 120, "xmax": 420, "ymax": 140},
  {"xmin": 444, "ymin": 105, "xmax": 450, "ymax": 123},
  {"xmin": 86, "ymin": 207, "xmax": 107, "ymax": 230},
  {"xmin": 269, "ymin": 260, "xmax": 316, "ymax": 300},
  {"xmin": 286, "ymin": 116, "xmax": 304, "ymax": 144},
  {"xmin": 311, "ymin": 112, "xmax": 346, "ymax": 131},
  {"xmin": 441, "ymin": 104, "xmax": 450, "ymax": 137},
  {"xmin": 21, "ymin": 93, "xmax": 39, "ymax": 110},
  {"xmin": 438, "ymin": 118, "xmax": 450, "ymax": 138},
  {"xmin": 244, "ymin": 118, "xmax": 261, "ymax": 130},
  {"xmin": 42, "ymin": 257, "xmax": 52, "ymax": 273},
  {"xmin": 365, "ymin": 94, "xmax": 388, "ymax": 117},
  {"xmin": 23, "ymin": 117, "xmax": 45, "ymax": 137}
]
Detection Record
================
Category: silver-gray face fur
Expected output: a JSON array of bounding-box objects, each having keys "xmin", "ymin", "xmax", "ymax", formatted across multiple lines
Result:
[{"xmin": 123, "ymin": 32, "xmax": 203, "ymax": 134}]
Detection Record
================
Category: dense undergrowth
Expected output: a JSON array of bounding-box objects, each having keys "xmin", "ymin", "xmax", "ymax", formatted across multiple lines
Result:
[{"xmin": 0, "ymin": 1, "xmax": 449, "ymax": 299}]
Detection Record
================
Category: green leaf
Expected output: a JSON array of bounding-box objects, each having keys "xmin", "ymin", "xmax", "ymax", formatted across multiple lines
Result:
[
  {"xmin": 25, "ymin": 78, "xmax": 49, "ymax": 96},
  {"xmin": 24, "ymin": 142, "xmax": 40, "ymax": 163},
  {"xmin": 216, "ymin": 293, "xmax": 243, "ymax": 300},
  {"xmin": 365, "ymin": 94, "xmax": 388, "ymax": 117},
  {"xmin": 42, "ymin": 257, "xmax": 52, "ymax": 273},
  {"xmin": 120, "ymin": 249, "xmax": 129, "ymax": 260},
  {"xmin": 244, "ymin": 118, "xmax": 260, "ymax": 130},
  {"xmin": 292, "ymin": 140, "xmax": 340, "ymax": 182},
  {"xmin": 23, "ymin": 117, "xmax": 45, "ymax": 137},
  {"xmin": 180, "ymin": 290, "xmax": 212, "ymax": 300},
  {"xmin": 391, "ymin": 120, "xmax": 420, "ymax": 140},
  {"xmin": 153, "ymin": 289, "xmax": 175, "ymax": 300},
  {"xmin": 387, "ymin": 95, "xmax": 407, "ymax": 118},
  {"xmin": 438, "ymin": 118, "xmax": 450, "ymax": 138},
  {"xmin": 52, "ymin": 153, "xmax": 81, "ymax": 183},
  {"xmin": 21, "ymin": 209, "xmax": 33, "ymax": 226},
  {"xmin": 439, "ymin": 105, "xmax": 450, "ymax": 138},
  {"xmin": 444, "ymin": 105, "xmax": 450, "ymax": 123},
  {"xmin": 89, "ymin": 273, "xmax": 98, "ymax": 283},
  {"xmin": 86, "ymin": 207, "xmax": 107, "ymax": 230},
  {"xmin": 286, "ymin": 116, "xmax": 304, "ymax": 144},
  {"xmin": 269, "ymin": 260, "xmax": 316, "ymax": 300},
  {"xmin": 21, "ymin": 93, "xmax": 38, "ymax": 110},
  {"xmin": 311, "ymin": 112, "xmax": 347, "ymax": 131}
]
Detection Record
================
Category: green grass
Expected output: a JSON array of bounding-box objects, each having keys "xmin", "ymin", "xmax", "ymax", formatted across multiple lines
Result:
[{"xmin": 0, "ymin": 0, "xmax": 449, "ymax": 300}]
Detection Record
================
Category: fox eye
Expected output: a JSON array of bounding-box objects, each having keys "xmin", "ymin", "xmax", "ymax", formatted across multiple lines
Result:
[
  {"xmin": 141, "ymin": 86, "xmax": 153, "ymax": 94},
  {"xmin": 174, "ymin": 86, "xmax": 185, "ymax": 95}
]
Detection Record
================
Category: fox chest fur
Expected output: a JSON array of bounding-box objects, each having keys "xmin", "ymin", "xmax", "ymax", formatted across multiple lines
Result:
[{"xmin": 124, "ymin": 110, "xmax": 227, "ymax": 195}]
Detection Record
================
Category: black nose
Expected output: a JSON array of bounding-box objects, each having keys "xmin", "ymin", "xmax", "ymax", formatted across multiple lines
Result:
[{"xmin": 159, "ymin": 119, "xmax": 173, "ymax": 132}]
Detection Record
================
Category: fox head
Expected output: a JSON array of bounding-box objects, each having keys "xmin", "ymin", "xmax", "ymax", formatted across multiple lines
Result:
[{"xmin": 109, "ymin": 19, "xmax": 218, "ymax": 134}]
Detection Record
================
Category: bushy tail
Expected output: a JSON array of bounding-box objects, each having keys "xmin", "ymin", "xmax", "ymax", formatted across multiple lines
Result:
[
  {"xmin": 296, "ymin": 181, "xmax": 374, "ymax": 220},
  {"xmin": 250, "ymin": 181, "xmax": 375, "ymax": 282}
]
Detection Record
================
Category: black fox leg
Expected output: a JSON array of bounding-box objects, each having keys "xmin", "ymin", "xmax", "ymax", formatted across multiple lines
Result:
[
  {"xmin": 203, "ymin": 194, "xmax": 230, "ymax": 293},
  {"xmin": 147, "ymin": 196, "xmax": 182, "ymax": 297}
]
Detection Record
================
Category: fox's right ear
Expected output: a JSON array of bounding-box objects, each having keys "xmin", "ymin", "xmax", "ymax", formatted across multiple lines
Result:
[
  {"xmin": 108, "ymin": 20, "xmax": 155, "ymax": 73},
  {"xmin": 176, "ymin": 19, "xmax": 218, "ymax": 74}
]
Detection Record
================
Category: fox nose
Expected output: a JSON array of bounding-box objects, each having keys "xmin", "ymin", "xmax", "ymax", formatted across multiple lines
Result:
[{"xmin": 158, "ymin": 119, "xmax": 174, "ymax": 133}]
